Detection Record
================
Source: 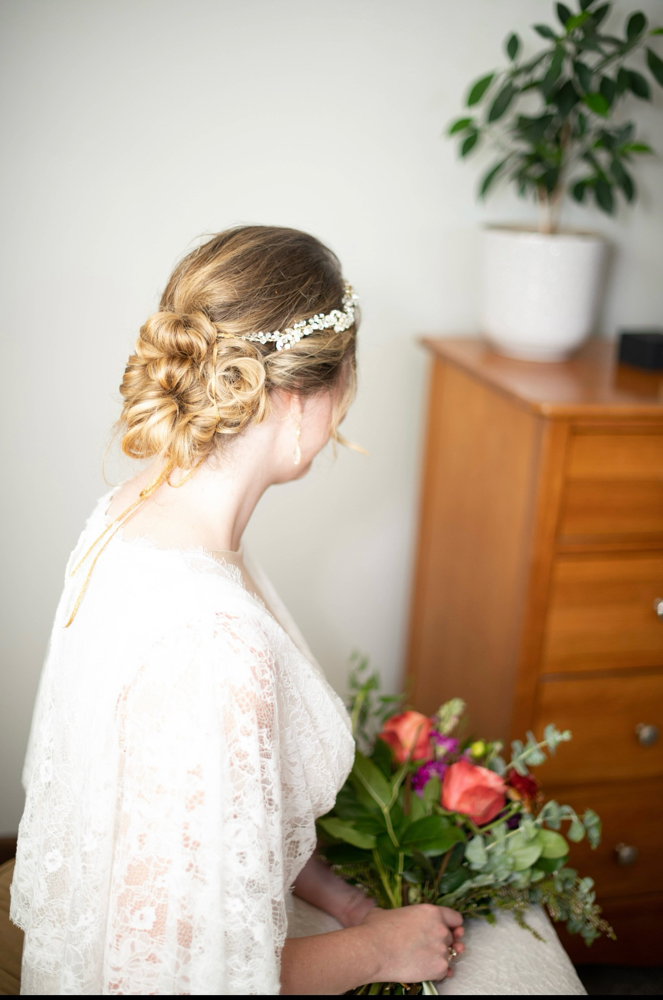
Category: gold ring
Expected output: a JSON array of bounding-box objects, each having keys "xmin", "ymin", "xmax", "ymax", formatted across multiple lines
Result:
[{"xmin": 448, "ymin": 945, "xmax": 458, "ymax": 960}]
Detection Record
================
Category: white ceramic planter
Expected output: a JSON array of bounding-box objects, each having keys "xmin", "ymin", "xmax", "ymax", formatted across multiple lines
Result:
[{"xmin": 481, "ymin": 227, "xmax": 607, "ymax": 361}]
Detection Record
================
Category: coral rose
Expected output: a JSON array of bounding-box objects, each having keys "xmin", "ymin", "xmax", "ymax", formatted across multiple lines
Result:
[
  {"xmin": 441, "ymin": 758, "xmax": 506, "ymax": 825},
  {"xmin": 378, "ymin": 711, "xmax": 433, "ymax": 765}
]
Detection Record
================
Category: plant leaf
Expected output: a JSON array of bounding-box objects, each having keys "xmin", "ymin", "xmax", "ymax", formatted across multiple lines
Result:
[
  {"xmin": 647, "ymin": 47, "xmax": 663, "ymax": 87},
  {"xmin": 465, "ymin": 835, "xmax": 487, "ymax": 868},
  {"xmin": 534, "ymin": 24, "xmax": 558, "ymax": 40},
  {"xmin": 566, "ymin": 11, "xmax": 591, "ymax": 32},
  {"xmin": 611, "ymin": 158, "xmax": 635, "ymax": 201},
  {"xmin": 583, "ymin": 91, "xmax": 610, "ymax": 115},
  {"xmin": 487, "ymin": 81, "xmax": 516, "ymax": 122},
  {"xmin": 538, "ymin": 828, "xmax": 570, "ymax": 859},
  {"xmin": 627, "ymin": 12, "xmax": 647, "ymax": 41},
  {"xmin": 590, "ymin": 3, "xmax": 610, "ymax": 28},
  {"xmin": 574, "ymin": 59, "xmax": 593, "ymax": 92},
  {"xmin": 506, "ymin": 32, "xmax": 520, "ymax": 62},
  {"xmin": 401, "ymin": 815, "xmax": 464, "ymax": 854},
  {"xmin": 479, "ymin": 160, "xmax": 505, "ymax": 198},
  {"xmin": 553, "ymin": 79, "xmax": 580, "ymax": 115},
  {"xmin": 352, "ymin": 749, "xmax": 392, "ymax": 808},
  {"xmin": 628, "ymin": 69, "xmax": 651, "ymax": 99},
  {"xmin": 572, "ymin": 179, "xmax": 588, "ymax": 202},
  {"xmin": 317, "ymin": 817, "xmax": 376, "ymax": 850},
  {"xmin": 467, "ymin": 73, "xmax": 495, "ymax": 106},
  {"xmin": 447, "ymin": 117, "xmax": 473, "ymax": 136},
  {"xmin": 600, "ymin": 75, "xmax": 616, "ymax": 106},
  {"xmin": 461, "ymin": 131, "xmax": 479, "ymax": 157},
  {"xmin": 556, "ymin": 3, "xmax": 572, "ymax": 28},
  {"xmin": 542, "ymin": 47, "xmax": 565, "ymax": 96},
  {"xmin": 622, "ymin": 141, "xmax": 653, "ymax": 153},
  {"xmin": 650, "ymin": 28, "xmax": 663, "ymax": 36},
  {"xmin": 595, "ymin": 178, "xmax": 615, "ymax": 214}
]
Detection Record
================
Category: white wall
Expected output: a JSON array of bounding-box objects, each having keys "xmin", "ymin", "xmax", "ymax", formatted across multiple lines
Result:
[{"xmin": 1, "ymin": 0, "xmax": 662, "ymax": 833}]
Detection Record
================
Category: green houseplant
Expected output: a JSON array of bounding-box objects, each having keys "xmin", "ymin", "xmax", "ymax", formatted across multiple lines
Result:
[{"xmin": 447, "ymin": 0, "xmax": 663, "ymax": 361}]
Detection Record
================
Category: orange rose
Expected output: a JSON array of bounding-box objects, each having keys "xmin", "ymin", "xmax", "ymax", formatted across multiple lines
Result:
[
  {"xmin": 378, "ymin": 711, "xmax": 433, "ymax": 765},
  {"xmin": 441, "ymin": 758, "xmax": 506, "ymax": 825}
]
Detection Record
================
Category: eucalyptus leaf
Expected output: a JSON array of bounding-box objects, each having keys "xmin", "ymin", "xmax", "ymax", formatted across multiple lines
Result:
[
  {"xmin": 538, "ymin": 828, "xmax": 570, "ymax": 859},
  {"xmin": 465, "ymin": 835, "xmax": 488, "ymax": 869},
  {"xmin": 467, "ymin": 73, "xmax": 494, "ymax": 106},
  {"xmin": 568, "ymin": 818, "xmax": 587, "ymax": 842}
]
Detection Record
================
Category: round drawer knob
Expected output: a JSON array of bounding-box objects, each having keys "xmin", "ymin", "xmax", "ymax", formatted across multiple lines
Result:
[
  {"xmin": 654, "ymin": 598, "xmax": 663, "ymax": 618},
  {"xmin": 615, "ymin": 843, "xmax": 639, "ymax": 866},
  {"xmin": 636, "ymin": 723, "xmax": 660, "ymax": 747}
]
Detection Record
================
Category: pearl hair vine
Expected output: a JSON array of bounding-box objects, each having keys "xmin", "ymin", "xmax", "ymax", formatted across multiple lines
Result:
[{"xmin": 235, "ymin": 281, "xmax": 358, "ymax": 351}]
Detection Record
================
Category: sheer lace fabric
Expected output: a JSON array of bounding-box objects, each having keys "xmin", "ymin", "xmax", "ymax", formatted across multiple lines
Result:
[{"xmin": 11, "ymin": 492, "xmax": 354, "ymax": 995}]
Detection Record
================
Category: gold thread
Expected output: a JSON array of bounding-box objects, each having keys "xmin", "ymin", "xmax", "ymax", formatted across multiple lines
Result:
[{"xmin": 64, "ymin": 461, "xmax": 174, "ymax": 628}]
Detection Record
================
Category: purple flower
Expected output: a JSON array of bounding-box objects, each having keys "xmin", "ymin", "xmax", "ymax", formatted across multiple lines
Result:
[
  {"xmin": 431, "ymin": 733, "xmax": 460, "ymax": 760},
  {"xmin": 412, "ymin": 759, "xmax": 448, "ymax": 795}
]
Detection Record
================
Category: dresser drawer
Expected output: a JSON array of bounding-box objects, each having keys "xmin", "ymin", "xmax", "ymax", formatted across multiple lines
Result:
[
  {"xmin": 541, "ymin": 554, "xmax": 663, "ymax": 673},
  {"xmin": 532, "ymin": 673, "xmax": 663, "ymax": 784},
  {"xmin": 543, "ymin": 780, "xmax": 663, "ymax": 898},
  {"xmin": 559, "ymin": 431, "xmax": 663, "ymax": 542}
]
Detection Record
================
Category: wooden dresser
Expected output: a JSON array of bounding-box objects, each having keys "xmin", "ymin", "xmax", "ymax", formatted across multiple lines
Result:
[{"xmin": 407, "ymin": 337, "xmax": 663, "ymax": 965}]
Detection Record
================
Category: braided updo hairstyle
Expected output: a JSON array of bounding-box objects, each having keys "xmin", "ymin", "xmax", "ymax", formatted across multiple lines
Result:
[{"xmin": 119, "ymin": 226, "xmax": 358, "ymax": 470}]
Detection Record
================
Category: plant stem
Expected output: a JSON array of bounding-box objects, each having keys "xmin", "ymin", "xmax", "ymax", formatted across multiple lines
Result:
[
  {"xmin": 373, "ymin": 849, "xmax": 400, "ymax": 908},
  {"xmin": 432, "ymin": 848, "xmax": 453, "ymax": 896}
]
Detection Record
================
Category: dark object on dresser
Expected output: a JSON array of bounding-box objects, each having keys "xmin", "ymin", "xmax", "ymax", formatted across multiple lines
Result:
[{"xmin": 618, "ymin": 330, "xmax": 663, "ymax": 371}]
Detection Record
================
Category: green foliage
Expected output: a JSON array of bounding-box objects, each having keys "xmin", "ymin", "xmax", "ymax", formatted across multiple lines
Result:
[{"xmin": 447, "ymin": 0, "xmax": 663, "ymax": 230}]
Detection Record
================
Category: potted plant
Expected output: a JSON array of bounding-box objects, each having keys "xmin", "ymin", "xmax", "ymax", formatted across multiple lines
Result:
[{"xmin": 448, "ymin": 0, "xmax": 663, "ymax": 361}]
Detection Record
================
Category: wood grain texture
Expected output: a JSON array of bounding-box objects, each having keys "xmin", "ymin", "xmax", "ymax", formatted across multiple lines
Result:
[
  {"xmin": 559, "ymin": 480, "xmax": 663, "ymax": 540},
  {"xmin": 542, "ymin": 780, "xmax": 663, "ymax": 898},
  {"xmin": 541, "ymin": 553, "xmax": 663, "ymax": 673},
  {"xmin": 0, "ymin": 861, "xmax": 21, "ymax": 996},
  {"xmin": 406, "ymin": 359, "xmax": 539, "ymax": 739},
  {"xmin": 420, "ymin": 338, "xmax": 663, "ymax": 418},
  {"xmin": 533, "ymin": 671, "xmax": 663, "ymax": 783},
  {"xmin": 567, "ymin": 430, "xmax": 663, "ymax": 480}
]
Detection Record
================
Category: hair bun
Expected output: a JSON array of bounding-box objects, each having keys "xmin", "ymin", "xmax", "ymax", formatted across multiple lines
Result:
[{"xmin": 212, "ymin": 340, "xmax": 268, "ymax": 435}]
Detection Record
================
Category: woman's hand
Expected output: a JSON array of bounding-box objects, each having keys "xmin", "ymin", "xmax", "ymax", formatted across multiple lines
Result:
[
  {"xmin": 292, "ymin": 855, "xmax": 375, "ymax": 927},
  {"xmin": 361, "ymin": 904, "xmax": 465, "ymax": 985}
]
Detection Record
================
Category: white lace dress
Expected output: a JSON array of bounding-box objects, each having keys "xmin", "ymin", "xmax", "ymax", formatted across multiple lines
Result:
[{"xmin": 11, "ymin": 492, "xmax": 587, "ymax": 995}]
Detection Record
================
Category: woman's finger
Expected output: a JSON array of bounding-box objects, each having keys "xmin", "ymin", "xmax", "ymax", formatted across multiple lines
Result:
[{"xmin": 438, "ymin": 907, "xmax": 463, "ymax": 928}]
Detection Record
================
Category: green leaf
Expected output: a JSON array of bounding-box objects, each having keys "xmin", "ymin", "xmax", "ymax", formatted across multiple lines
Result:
[
  {"xmin": 574, "ymin": 60, "xmax": 593, "ymax": 92},
  {"xmin": 553, "ymin": 79, "xmax": 580, "ymax": 115},
  {"xmin": 538, "ymin": 828, "xmax": 570, "ymax": 859},
  {"xmin": 460, "ymin": 131, "xmax": 479, "ymax": 157},
  {"xmin": 600, "ymin": 75, "xmax": 616, "ymax": 106},
  {"xmin": 572, "ymin": 181, "xmax": 587, "ymax": 204},
  {"xmin": 408, "ymin": 790, "xmax": 427, "ymax": 823},
  {"xmin": 576, "ymin": 111, "xmax": 588, "ymax": 136},
  {"xmin": 542, "ymin": 47, "xmax": 565, "ymax": 96},
  {"xmin": 352, "ymin": 749, "xmax": 392, "ymax": 809},
  {"xmin": 566, "ymin": 11, "xmax": 591, "ymax": 32},
  {"xmin": 448, "ymin": 116, "xmax": 473, "ymax": 136},
  {"xmin": 557, "ymin": 3, "xmax": 572, "ymax": 28},
  {"xmin": 647, "ymin": 47, "xmax": 663, "ymax": 87},
  {"xmin": 583, "ymin": 91, "xmax": 610, "ymax": 115},
  {"xmin": 583, "ymin": 808, "xmax": 602, "ymax": 849},
  {"xmin": 371, "ymin": 736, "xmax": 393, "ymax": 778},
  {"xmin": 616, "ymin": 66, "xmax": 630, "ymax": 95},
  {"xmin": 506, "ymin": 33, "xmax": 520, "ymax": 62},
  {"xmin": 317, "ymin": 817, "xmax": 376, "ymax": 850},
  {"xmin": 422, "ymin": 774, "xmax": 441, "ymax": 814},
  {"xmin": 579, "ymin": 0, "xmax": 596, "ymax": 9},
  {"xmin": 534, "ymin": 24, "xmax": 558, "ymax": 40},
  {"xmin": 467, "ymin": 73, "xmax": 495, "ymax": 106},
  {"xmin": 627, "ymin": 12, "xmax": 647, "ymax": 41},
  {"xmin": 650, "ymin": 28, "xmax": 663, "ymax": 36},
  {"xmin": 591, "ymin": 4, "xmax": 610, "ymax": 28},
  {"xmin": 479, "ymin": 160, "xmax": 505, "ymax": 198},
  {"xmin": 568, "ymin": 817, "xmax": 587, "ymax": 841},
  {"xmin": 623, "ymin": 141, "xmax": 653, "ymax": 153},
  {"xmin": 411, "ymin": 848, "xmax": 436, "ymax": 878},
  {"xmin": 611, "ymin": 158, "xmax": 635, "ymax": 201},
  {"xmin": 401, "ymin": 815, "xmax": 464, "ymax": 854},
  {"xmin": 507, "ymin": 831, "xmax": 544, "ymax": 871},
  {"xmin": 376, "ymin": 831, "xmax": 400, "ymax": 870},
  {"xmin": 487, "ymin": 81, "xmax": 516, "ymax": 123},
  {"xmin": 628, "ymin": 69, "xmax": 651, "ymax": 99},
  {"xmin": 516, "ymin": 113, "xmax": 554, "ymax": 142},
  {"xmin": 465, "ymin": 835, "xmax": 487, "ymax": 869},
  {"xmin": 318, "ymin": 843, "xmax": 372, "ymax": 865},
  {"xmin": 534, "ymin": 854, "xmax": 568, "ymax": 873}
]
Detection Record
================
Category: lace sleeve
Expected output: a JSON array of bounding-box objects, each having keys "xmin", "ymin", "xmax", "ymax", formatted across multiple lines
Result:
[{"xmin": 105, "ymin": 611, "xmax": 286, "ymax": 995}]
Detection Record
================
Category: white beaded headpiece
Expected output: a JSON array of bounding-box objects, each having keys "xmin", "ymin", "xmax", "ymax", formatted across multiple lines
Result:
[{"xmin": 239, "ymin": 281, "xmax": 358, "ymax": 351}]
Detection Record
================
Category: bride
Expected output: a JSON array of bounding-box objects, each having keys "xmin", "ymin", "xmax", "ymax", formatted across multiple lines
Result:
[{"xmin": 10, "ymin": 226, "xmax": 585, "ymax": 995}]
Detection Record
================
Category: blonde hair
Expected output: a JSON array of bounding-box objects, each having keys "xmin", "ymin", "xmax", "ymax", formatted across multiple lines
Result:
[{"xmin": 119, "ymin": 226, "xmax": 358, "ymax": 470}]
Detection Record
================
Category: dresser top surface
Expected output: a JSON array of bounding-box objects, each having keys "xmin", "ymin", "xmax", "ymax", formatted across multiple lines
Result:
[{"xmin": 422, "ymin": 337, "xmax": 663, "ymax": 418}]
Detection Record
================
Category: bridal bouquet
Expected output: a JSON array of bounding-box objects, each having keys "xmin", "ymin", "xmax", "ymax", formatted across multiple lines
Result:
[{"xmin": 316, "ymin": 662, "xmax": 614, "ymax": 996}]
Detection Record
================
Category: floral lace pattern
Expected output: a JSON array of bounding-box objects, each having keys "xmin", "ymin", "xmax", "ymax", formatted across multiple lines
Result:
[{"xmin": 11, "ymin": 493, "xmax": 354, "ymax": 995}]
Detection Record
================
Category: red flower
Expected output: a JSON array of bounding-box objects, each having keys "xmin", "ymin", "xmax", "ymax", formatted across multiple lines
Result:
[
  {"xmin": 441, "ymin": 758, "xmax": 506, "ymax": 825},
  {"xmin": 506, "ymin": 769, "xmax": 541, "ymax": 811},
  {"xmin": 378, "ymin": 711, "xmax": 433, "ymax": 765}
]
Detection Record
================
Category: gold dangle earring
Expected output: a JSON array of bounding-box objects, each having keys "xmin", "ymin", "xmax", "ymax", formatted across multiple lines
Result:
[{"xmin": 293, "ymin": 412, "xmax": 302, "ymax": 466}]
